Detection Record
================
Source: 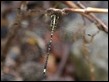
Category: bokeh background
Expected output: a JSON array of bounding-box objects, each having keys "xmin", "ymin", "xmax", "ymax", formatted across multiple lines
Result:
[{"xmin": 1, "ymin": 1, "xmax": 108, "ymax": 81}]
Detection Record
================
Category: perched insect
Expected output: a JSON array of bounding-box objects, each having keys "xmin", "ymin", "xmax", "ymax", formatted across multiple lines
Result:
[{"xmin": 43, "ymin": 8, "xmax": 67, "ymax": 77}]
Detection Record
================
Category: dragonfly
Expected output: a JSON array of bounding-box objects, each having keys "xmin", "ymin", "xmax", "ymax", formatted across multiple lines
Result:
[
  {"xmin": 42, "ymin": 8, "xmax": 67, "ymax": 78},
  {"xmin": 22, "ymin": 2, "xmax": 67, "ymax": 77},
  {"xmin": 18, "ymin": 1, "xmax": 67, "ymax": 78}
]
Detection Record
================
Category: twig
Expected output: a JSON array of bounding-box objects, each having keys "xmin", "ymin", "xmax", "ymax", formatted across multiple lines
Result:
[
  {"xmin": 2, "ymin": 14, "xmax": 21, "ymax": 62},
  {"xmin": 77, "ymin": 1, "xmax": 108, "ymax": 33},
  {"xmin": 62, "ymin": 1, "xmax": 108, "ymax": 33},
  {"xmin": 82, "ymin": 35, "xmax": 95, "ymax": 80},
  {"xmin": 81, "ymin": 42, "xmax": 95, "ymax": 81},
  {"xmin": 81, "ymin": 29, "xmax": 100, "ymax": 81},
  {"xmin": 46, "ymin": 7, "xmax": 108, "ymax": 16},
  {"xmin": 1, "ymin": 1, "xmax": 28, "ymax": 62},
  {"xmin": 64, "ymin": 7, "xmax": 108, "ymax": 13}
]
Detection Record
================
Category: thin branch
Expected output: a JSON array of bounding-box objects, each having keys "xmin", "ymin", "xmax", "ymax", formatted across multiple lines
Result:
[
  {"xmin": 77, "ymin": 1, "xmax": 108, "ymax": 33},
  {"xmin": 1, "ymin": 1, "xmax": 28, "ymax": 62},
  {"xmin": 2, "ymin": 14, "xmax": 21, "ymax": 62},
  {"xmin": 46, "ymin": 7, "xmax": 108, "ymax": 16},
  {"xmin": 81, "ymin": 29, "xmax": 96, "ymax": 81},
  {"xmin": 62, "ymin": 1, "xmax": 108, "ymax": 33},
  {"xmin": 64, "ymin": 7, "xmax": 108, "ymax": 13}
]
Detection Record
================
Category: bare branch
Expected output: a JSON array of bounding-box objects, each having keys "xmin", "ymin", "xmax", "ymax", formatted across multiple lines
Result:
[
  {"xmin": 77, "ymin": 1, "xmax": 108, "ymax": 33},
  {"xmin": 1, "ymin": 1, "xmax": 28, "ymax": 62},
  {"xmin": 62, "ymin": 7, "xmax": 108, "ymax": 13},
  {"xmin": 62, "ymin": 1, "xmax": 108, "ymax": 33}
]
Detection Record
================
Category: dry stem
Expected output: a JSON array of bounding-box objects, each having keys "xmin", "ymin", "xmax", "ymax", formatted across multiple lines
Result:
[
  {"xmin": 64, "ymin": 7, "xmax": 108, "ymax": 13},
  {"xmin": 1, "ymin": 1, "xmax": 28, "ymax": 62},
  {"xmin": 62, "ymin": 1, "xmax": 108, "ymax": 33}
]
